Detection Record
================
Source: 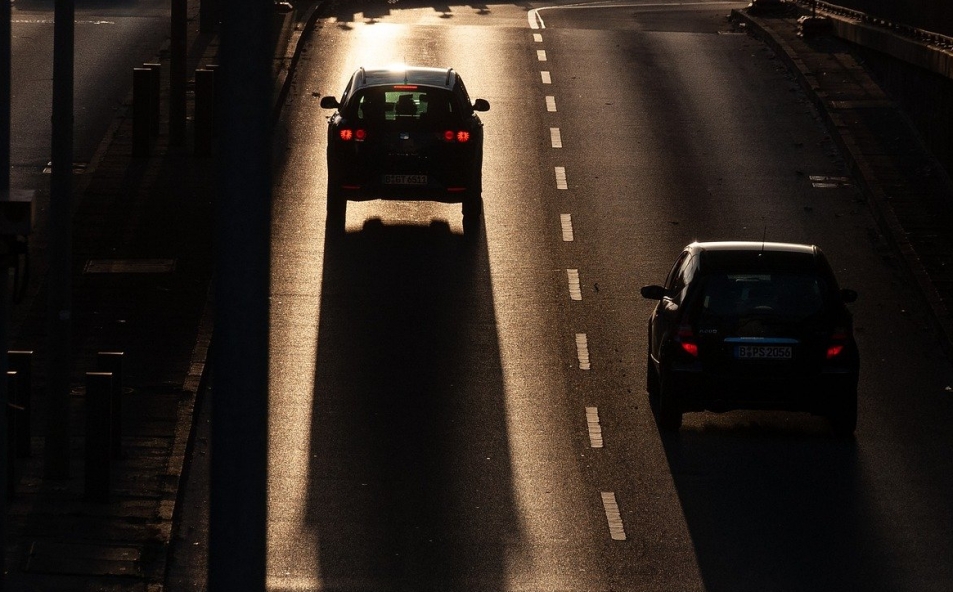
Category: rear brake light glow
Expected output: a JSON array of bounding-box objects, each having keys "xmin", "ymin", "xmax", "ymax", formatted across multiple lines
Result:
[
  {"xmin": 441, "ymin": 130, "xmax": 471, "ymax": 143},
  {"xmin": 393, "ymin": 85, "xmax": 418, "ymax": 90},
  {"xmin": 676, "ymin": 325, "xmax": 698, "ymax": 357},
  {"xmin": 826, "ymin": 329, "xmax": 849, "ymax": 359},
  {"xmin": 339, "ymin": 128, "xmax": 367, "ymax": 142}
]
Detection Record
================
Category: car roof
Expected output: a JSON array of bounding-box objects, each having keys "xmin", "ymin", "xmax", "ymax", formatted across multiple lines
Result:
[
  {"xmin": 352, "ymin": 66, "xmax": 458, "ymax": 91},
  {"xmin": 688, "ymin": 241, "xmax": 826, "ymax": 274}
]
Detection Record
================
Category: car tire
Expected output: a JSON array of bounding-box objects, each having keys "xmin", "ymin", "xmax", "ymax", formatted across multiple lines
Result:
[
  {"xmin": 657, "ymin": 369, "xmax": 683, "ymax": 432},
  {"xmin": 462, "ymin": 194, "xmax": 483, "ymax": 240},
  {"xmin": 646, "ymin": 355, "xmax": 660, "ymax": 399},
  {"xmin": 326, "ymin": 185, "xmax": 347, "ymax": 232},
  {"xmin": 829, "ymin": 388, "xmax": 857, "ymax": 437}
]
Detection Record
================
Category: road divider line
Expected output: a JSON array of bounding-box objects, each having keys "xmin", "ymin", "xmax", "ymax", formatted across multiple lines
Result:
[
  {"xmin": 541, "ymin": 71, "xmax": 552, "ymax": 84},
  {"xmin": 555, "ymin": 167, "xmax": 567, "ymax": 190},
  {"xmin": 560, "ymin": 214, "xmax": 574, "ymax": 242},
  {"xmin": 546, "ymin": 95, "xmax": 557, "ymax": 112},
  {"xmin": 551, "ymin": 127, "xmax": 562, "ymax": 148},
  {"xmin": 537, "ymin": 49, "xmax": 547, "ymax": 61},
  {"xmin": 586, "ymin": 407, "xmax": 603, "ymax": 448},
  {"xmin": 575, "ymin": 333, "xmax": 590, "ymax": 370},
  {"xmin": 601, "ymin": 492, "xmax": 627, "ymax": 541},
  {"xmin": 567, "ymin": 269, "xmax": 582, "ymax": 301},
  {"xmin": 534, "ymin": 33, "xmax": 543, "ymax": 42}
]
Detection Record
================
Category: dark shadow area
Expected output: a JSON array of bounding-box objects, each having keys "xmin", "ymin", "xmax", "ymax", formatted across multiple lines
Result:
[
  {"xmin": 659, "ymin": 416, "xmax": 902, "ymax": 592},
  {"xmin": 317, "ymin": 0, "xmax": 496, "ymax": 25},
  {"xmin": 305, "ymin": 217, "xmax": 518, "ymax": 589}
]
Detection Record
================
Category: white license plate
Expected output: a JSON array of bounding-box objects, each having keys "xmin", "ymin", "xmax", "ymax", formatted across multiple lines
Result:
[
  {"xmin": 383, "ymin": 174, "xmax": 427, "ymax": 185},
  {"xmin": 735, "ymin": 345, "xmax": 793, "ymax": 360}
]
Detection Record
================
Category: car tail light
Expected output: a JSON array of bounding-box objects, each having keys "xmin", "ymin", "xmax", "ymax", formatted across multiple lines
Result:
[
  {"xmin": 675, "ymin": 324, "xmax": 699, "ymax": 357},
  {"xmin": 442, "ymin": 130, "xmax": 470, "ymax": 143},
  {"xmin": 339, "ymin": 128, "xmax": 366, "ymax": 142},
  {"xmin": 826, "ymin": 328, "xmax": 850, "ymax": 359}
]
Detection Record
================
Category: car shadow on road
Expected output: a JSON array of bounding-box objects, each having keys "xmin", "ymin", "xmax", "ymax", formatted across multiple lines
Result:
[
  {"xmin": 303, "ymin": 216, "xmax": 519, "ymax": 589},
  {"xmin": 657, "ymin": 415, "xmax": 903, "ymax": 592}
]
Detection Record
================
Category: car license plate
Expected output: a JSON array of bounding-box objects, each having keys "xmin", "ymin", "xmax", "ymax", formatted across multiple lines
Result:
[
  {"xmin": 735, "ymin": 345, "xmax": 792, "ymax": 360},
  {"xmin": 383, "ymin": 174, "xmax": 427, "ymax": 185}
]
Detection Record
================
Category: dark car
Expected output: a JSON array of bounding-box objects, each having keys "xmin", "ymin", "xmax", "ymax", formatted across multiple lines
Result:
[
  {"xmin": 640, "ymin": 241, "xmax": 859, "ymax": 435},
  {"xmin": 319, "ymin": 65, "xmax": 490, "ymax": 237}
]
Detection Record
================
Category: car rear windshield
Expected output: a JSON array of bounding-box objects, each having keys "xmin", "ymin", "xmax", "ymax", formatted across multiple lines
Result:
[
  {"xmin": 349, "ymin": 87, "xmax": 459, "ymax": 125},
  {"xmin": 698, "ymin": 273, "xmax": 829, "ymax": 321}
]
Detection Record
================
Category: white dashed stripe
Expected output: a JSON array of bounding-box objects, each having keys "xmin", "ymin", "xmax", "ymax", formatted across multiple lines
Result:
[
  {"xmin": 546, "ymin": 96, "xmax": 557, "ymax": 112},
  {"xmin": 567, "ymin": 269, "xmax": 582, "ymax": 301},
  {"xmin": 601, "ymin": 492, "xmax": 626, "ymax": 540},
  {"xmin": 555, "ymin": 166, "xmax": 567, "ymax": 189},
  {"xmin": 575, "ymin": 333, "xmax": 590, "ymax": 370},
  {"xmin": 586, "ymin": 407, "xmax": 603, "ymax": 448},
  {"xmin": 533, "ymin": 33, "xmax": 543, "ymax": 42},
  {"xmin": 541, "ymin": 71, "xmax": 552, "ymax": 84},
  {"xmin": 550, "ymin": 127, "xmax": 562, "ymax": 148},
  {"xmin": 537, "ymin": 49, "xmax": 547, "ymax": 61},
  {"xmin": 560, "ymin": 214, "xmax": 574, "ymax": 242}
]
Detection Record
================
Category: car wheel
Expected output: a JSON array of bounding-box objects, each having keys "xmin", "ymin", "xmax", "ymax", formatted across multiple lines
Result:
[
  {"xmin": 462, "ymin": 194, "xmax": 483, "ymax": 240},
  {"xmin": 646, "ymin": 355, "xmax": 660, "ymax": 399},
  {"xmin": 326, "ymin": 185, "xmax": 347, "ymax": 232},
  {"xmin": 656, "ymin": 369, "xmax": 683, "ymax": 432},
  {"xmin": 829, "ymin": 388, "xmax": 857, "ymax": 437}
]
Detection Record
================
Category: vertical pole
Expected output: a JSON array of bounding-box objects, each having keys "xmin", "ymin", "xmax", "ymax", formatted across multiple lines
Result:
[
  {"xmin": 133, "ymin": 67, "xmax": 152, "ymax": 157},
  {"xmin": 170, "ymin": 0, "xmax": 188, "ymax": 145},
  {"xmin": 1, "ymin": 0, "xmax": 12, "ymax": 579},
  {"xmin": 194, "ymin": 68, "xmax": 215, "ymax": 157},
  {"xmin": 84, "ymin": 372, "xmax": 112, "ymax": 503},
  {"xmin": 46, "ymin": 0, "xmax": 74, "ymax": 481},
  {"xmin": 97, "ymin": 352, "xmax": 123, "ymax": 459},
  {"xmin": 9, "ymin": 351, "xmax": 33, "ymax": 457},
  {"xmin": 210, "ymin": 0, "xmax": 271, "ymax": 587}
]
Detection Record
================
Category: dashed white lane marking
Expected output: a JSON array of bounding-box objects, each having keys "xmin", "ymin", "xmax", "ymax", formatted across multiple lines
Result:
[
  {"xmin": 555, "ymin": 166, "xmax": 567, "ymax": 190},
  {"xmin": 541, "ymin": 71, "xmax": 552, "ymax": 84},
  {"xmin": 575, "ymin": 333, "xmax": 590, "ymax": 370},
  {"xmin": 560, "ymin": 214, "xmax": 574, "ymax": 242},
  {"xmin": 601, "ymin": 492, "xmax": 627, "ymax": 541},
  {"xmin": 586, "ymin": 407, "xmax": 603, "ymax": 448},
  {"xmin": 537, "ymin": 49, "xmax": 547, "ymax": 61},
  {"xmin": 533, "ymin": 33, "xmax": 543, "ymax": 42},
  {"xmin": 810, "ymin": 175, "xmax": 853, "ymax": 188},
  {"xmin": 567, "ymin": 269, "xmax": 582, "ymax": 301},
  {"xmin": 546, "ymin": 95, "xmax": 557, "ymax": 112},
  {"xmin": 551, "ymin": 127, "xmax": 562, "ymax": 148}
]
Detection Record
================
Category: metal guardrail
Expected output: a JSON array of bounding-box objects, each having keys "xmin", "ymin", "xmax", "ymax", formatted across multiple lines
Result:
[{"xmin": 797, "ymin": 0, "xmax": 953, "ymax": 50}]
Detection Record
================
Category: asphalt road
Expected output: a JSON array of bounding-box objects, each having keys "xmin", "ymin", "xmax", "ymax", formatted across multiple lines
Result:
[
  {"xmin": 200, "ymin": 1, "xmax": 953, "ymax": 590},
  {"xmin": 10, "ymin": 0, "xmax": 170, "ymax": 192}
]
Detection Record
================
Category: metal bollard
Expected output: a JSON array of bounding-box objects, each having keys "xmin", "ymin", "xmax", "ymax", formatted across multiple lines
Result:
[
  {"xmin": 8, "ymin": 350, "xmax": 33, "ymax": 457},
  {"xmin": 143, "ymin": 63, "xmax": 162, "ymax": 138},
  {"xmin": 194, "ymin": 68, "xmax": 215, "ymax": 157},
  {"xmin": 97, "ymin": 352, "xmax": 124, "ymax": 459},
  {"xmin": 133, "ymin": 67, "xmax": 153, "ymax": 157},
  {"xmin": 84, "ymin": 372, "xmax": 113, "ymax": 503}
]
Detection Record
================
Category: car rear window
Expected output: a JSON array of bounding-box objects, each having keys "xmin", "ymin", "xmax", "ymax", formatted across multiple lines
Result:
[
  {"xmin": 699, "ymin": 273, "xmax": 828, "ymax": 320},
  {"xmin": 350, "ymin": 87, "xmax": 458, "ymax": 124}
]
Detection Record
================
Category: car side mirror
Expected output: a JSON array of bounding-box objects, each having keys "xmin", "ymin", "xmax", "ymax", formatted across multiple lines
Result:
[
  {"xmin": 472, "ymin": 98, "xmax": 490, "ymax": 112},
  {"xmin": 840, "ymin": 288, "xmax": 858, "ymax": 304},
  {"xmin": 320, "ymin": 96, "xmax": 340, "ymax": 109},
  {"xmin": 640, "ymin": 285, "xmax": 666, "ymax": 300}
]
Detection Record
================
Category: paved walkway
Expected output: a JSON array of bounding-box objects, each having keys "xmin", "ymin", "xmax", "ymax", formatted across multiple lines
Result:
[
  {"xmin": 2, "ymin": 1, "xmax": 319, "ymax": 590},
  {"xmin": 3, "ymin": 1, "xmax": 951, "ymax": 591}
]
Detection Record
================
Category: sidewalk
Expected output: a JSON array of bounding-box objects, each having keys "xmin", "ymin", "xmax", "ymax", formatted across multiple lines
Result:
[
  {"xmin": 2, "ymin": 1, "xmax": 319, "ymax": 590},
  {"xmin": 733, "ymin": 2, "xmax": 953, "ymax": 353}
]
